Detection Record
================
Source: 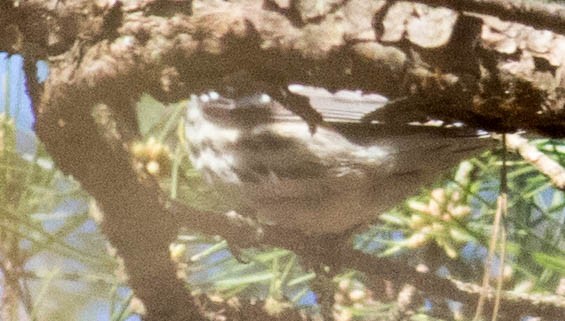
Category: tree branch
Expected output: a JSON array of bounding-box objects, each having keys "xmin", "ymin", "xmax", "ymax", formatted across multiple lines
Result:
[
  {"xmin": 504, "ymin": 133, "xmax": 565, "ymax": 190},
  {"xmin": 411, "ymin": 0, "xmax": 565, "ymax": 35},
  {"xmin": 170, "ymin": 201, "xmax": 565, "ymax": 320}
]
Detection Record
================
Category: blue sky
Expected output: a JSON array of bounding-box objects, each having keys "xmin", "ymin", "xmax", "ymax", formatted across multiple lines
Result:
[{"xmin": 0, "ymin": 52, "xmax": 49, "ymax": 131}]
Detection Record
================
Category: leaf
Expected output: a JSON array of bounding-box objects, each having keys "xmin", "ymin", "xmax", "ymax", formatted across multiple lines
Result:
[
  {"xmin": 136, "ymin": 94, "xmax": 167, "ymax": 136},
  {"xmin": 532, "ymin": 252, "xmax": 565, "ymax": 274},
  {"xmin": 216, "ymin": 271, "xmax": 274, "ymax": 288}
]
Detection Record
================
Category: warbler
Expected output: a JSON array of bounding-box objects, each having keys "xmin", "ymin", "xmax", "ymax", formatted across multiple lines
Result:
[{"xmin": 184, "ymin": 84, "xmax": 494, "ymax": 235}]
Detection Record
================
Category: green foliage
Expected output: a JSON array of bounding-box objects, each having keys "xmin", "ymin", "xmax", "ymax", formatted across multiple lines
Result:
[{"xmin": 373, "ymin": 140, "xmax": 565, "ymax": 299}]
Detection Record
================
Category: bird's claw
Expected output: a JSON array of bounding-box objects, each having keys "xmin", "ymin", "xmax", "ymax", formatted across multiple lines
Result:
[{"xmin": 223, "ymin": 210, "xmax": 264, "ymax": 263}]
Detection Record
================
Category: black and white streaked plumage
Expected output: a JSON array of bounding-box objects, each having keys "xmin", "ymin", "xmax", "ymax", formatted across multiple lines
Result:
[{"xmin": 184, "ymin": 85, "xmax": 494, "ymax": 235}]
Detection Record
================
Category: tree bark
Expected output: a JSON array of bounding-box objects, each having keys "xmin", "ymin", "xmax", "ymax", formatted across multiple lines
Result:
[{"xmin": 1, "ymin": 0, "xmax": 564, "ymax": 320}]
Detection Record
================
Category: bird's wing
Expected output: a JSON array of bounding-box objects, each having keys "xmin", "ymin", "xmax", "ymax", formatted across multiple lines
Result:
[
  {"xmin": 285, "ymin": 84, "xmax": 389, "ymax": 123},
  {"xmin": 274, "ymin": 84, "xmax": 489, "ymax": 142}
]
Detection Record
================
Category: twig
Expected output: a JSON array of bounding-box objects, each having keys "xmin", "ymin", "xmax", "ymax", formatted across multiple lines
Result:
[{"xmin": 504, "ymin": 133, "xmax": 565, "ymax": 191}]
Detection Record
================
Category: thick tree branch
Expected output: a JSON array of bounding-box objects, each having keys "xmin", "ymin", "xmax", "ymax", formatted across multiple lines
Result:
[
  {"xmin": 33, "ymin": 99, "xmax": 206, "ymax": 320},
  {"xmin": 1, "ymin": 0, "xmax": 564, "ymax": 320},
  {"xmin": 411, "ymin": 0, "xmax": 565, "ymax": 35}
]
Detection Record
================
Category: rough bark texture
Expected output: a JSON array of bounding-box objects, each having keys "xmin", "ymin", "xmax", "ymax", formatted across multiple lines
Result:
[{"xmin": 1, "ymin": 0, "xmax": 564, "ymax": 320}]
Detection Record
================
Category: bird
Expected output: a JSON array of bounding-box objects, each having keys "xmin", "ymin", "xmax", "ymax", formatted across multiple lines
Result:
[{"xmin": 184, "ymin": 83, "xmax": 495, "ymax": 235}]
